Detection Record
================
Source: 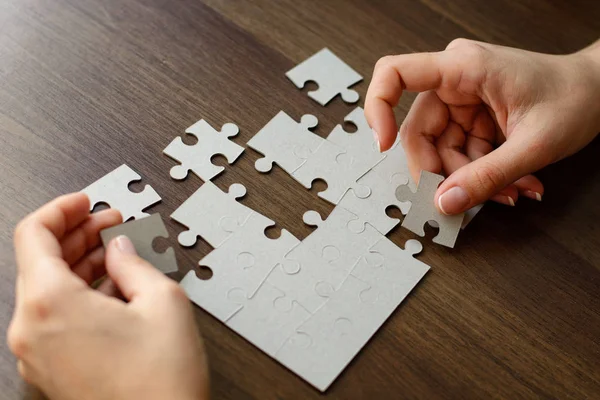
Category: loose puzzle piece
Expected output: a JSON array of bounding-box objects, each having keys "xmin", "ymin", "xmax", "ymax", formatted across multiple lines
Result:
[
  {"xmin": 226, "ymin": 281, "xmax": 310, "ymax": 357},
  {"xmin": 163, "ymin": 119, "xmax": 244, "ymax": 181},
  {"xmin": 171, "ymin": 182, "xmax": 253, "ymax": 248},
  {"xmin": 267, "ymin": 206, "xmax": 381, "ymax": 313},
  {"xmin": 338, "ymin": 169, "xmax": 411, "ymax": 235},
  {"xmin": 82, "ymin": 164, "xmax": 161, "ymax": 221},
  {"xmin": 100, "ymin": 213, "xmax": 178, "ymax": 274},
  {"xmin": 292, "ymin": 139, "xmax": 377, "ymax": 204},
  {"xmin": 286, "ymin": 48, "xmax": 363, "ymax": 106},
  {"xmin": 395, "ymin": 171, "xmax": 465, "ymax": 248},
  {"xmin": 247, "ymin": 111, "xmax": 322, "ymax": 174}
]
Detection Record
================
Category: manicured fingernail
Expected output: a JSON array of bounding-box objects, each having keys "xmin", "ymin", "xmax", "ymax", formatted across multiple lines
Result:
[
  {"xmin": 114, "ymin": 235, "xmax": 137, "ymax": 255},
  {"xmin": 438, "ymin": 187, "xmax": 470, "ymax": 215},
  {"xmin": 372, "ymin": 129, "xmax": 381, "ymax": 153},
  {"xmin": 523, "ymin": 190, "xmax": 542, "ymax": 201},
  {"xmin": 490, "ymin": 194, "xmax": 516, "ymax": 206}
]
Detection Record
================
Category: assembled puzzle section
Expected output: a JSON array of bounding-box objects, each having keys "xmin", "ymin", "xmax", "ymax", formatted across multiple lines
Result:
[
  {"xmin": 275, "ymin": 238, "xmax": 429, "ymax": 391},
  {"xmin": 395, "ymin": 171, "xmax": 465, "ymax": 248},
  {"xmin": 100, "ymin": 213, "xmax": 178, "ymax": 274},
  {"xmin": 164, "ymin": 119, "xmax": 244, "ymax": 182},
  {"xmin": 247, "ymin": 111, "xmax": 322, "ymax": 174},
  {"xmin": 286, "ymin": 48, "xmax": 363, "ymax": 106},
  {"xmin": 82, "ymin": 164, "xmax": 161, "ymax": 221}
]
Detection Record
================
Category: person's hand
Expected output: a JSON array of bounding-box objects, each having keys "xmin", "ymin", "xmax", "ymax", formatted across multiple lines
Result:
[
  {"xmin": 7, "ymin": 193, "xmax": 209, "ymax": 400},
  {"xmin": 365, "ymin": 38, "xmax": 600, "ymax": 214}
]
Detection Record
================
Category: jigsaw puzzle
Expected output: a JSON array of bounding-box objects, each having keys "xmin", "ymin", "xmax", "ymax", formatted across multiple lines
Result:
[
  {"xmin": 275, "ymin": 238, "xmax": 428, "ymax": 391},
  {"xmin": 396, "ymin": 171, "xmax": 465, "ymax": 247},
  {"xmin": 286, "ymin": 48, "xmax": 363, "ymax": 105},
  {"xmin": 171, "ymin": 182, "xmax": 254, "ymax": 248},
  {"xmin": 100, "ymin": 213, "xmax": 178, "ymax": 274},
  {"xmin": 247, "ymin": 111, "xmax": 322, "ymax": 174},
  {"xmin": 82, "ymin": 164, "xmax": 161, "ymax": 221},
  {"xmin": 163, "ymin": 119, "xmax": 244, "ymax": 181}
]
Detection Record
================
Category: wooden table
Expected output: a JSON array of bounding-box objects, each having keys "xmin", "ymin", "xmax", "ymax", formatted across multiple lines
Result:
[{"xmin": 1, "ymin": 0, "xmax": 599, "ymax": 398}]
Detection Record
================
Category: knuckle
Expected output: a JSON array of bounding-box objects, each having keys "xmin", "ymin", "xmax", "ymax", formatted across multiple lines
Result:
[
  {"xmin": 24, "ymin": 289, "xmax": 57, "ymax": 321},
  {"xmin": 14, "ymin": 219, "xmax": 32, "ymax": 245},
  {"xmin": 447, "ymin": 38, "xmax": 487, "ymax": 65},
  {"xmin": 7, "ymin": 324, "xmax": 29, "ymax": 359},
  {"xmin": 159, "ymin": 281, "xmax": 188, "ymax": 303},
  {"xmin": 374, "ymin": 55, "xmax": 394, "ymax": 71},
  {"xmin": 471, "ymin": 162, "xmax": 508, "ymax": 195},
  {"xmin": 446, "ymin": 37, "xmax": 473, "ymax": 50}
]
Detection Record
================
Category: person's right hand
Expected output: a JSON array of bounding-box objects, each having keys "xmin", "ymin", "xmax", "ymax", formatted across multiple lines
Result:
[
  {"xmin": 365, "ymin": 38, "xmax": 600, "ymax": 214},
  {"xmin": 8, "ymin": 193, "xmax": 209, "ymax": 400}
]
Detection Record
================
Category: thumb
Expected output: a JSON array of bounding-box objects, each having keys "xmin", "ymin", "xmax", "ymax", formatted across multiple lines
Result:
[
  {"xmin": 105, "ymin": 235, "xmax": 169, "ymax": 302},
  {"xmin": 435, "ymin": 134, "xmax": 546, "ymax": 215}
]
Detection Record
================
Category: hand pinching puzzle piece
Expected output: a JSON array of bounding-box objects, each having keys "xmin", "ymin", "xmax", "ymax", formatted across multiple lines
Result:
[
  {"xmin": 163, "ymin": 119, "xmax": 244, "ymax": 182},
  {"xmin": 100, "ymin": 213, "xmax": 178, "ymax": 274},
  {"xmin": 395, "ymin": 170, "xmax": 465, "ymax": 248},
  {"xmin": 82, "ymin": 164, "xmax": 161, "ymax": 221},
  {"xmin": 286, "ymin": 48, "xmax": 363, "ymax": 106}
]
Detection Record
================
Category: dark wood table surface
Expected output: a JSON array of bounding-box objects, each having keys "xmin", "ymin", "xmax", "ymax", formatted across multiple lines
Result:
[{"xmin": 1, "ymin": 0, "xmax": 599, "ymax": 399}]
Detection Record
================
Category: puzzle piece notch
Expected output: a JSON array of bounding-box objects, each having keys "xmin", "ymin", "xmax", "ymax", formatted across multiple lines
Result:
[
  {"xmin": 286, "ymin": 48, "xmax": 363, "ymax": 106},
  {"xmin": 100, "ymin": 214, "xmax": 178, "ymax": 274},
  {"xmin": 247, "ymin": 111, "xmax": 321, "ymax": 174},
  {"xmin": 327, "ymin": 107, "xmax": 379, "ymax": 158},
  {"xmin": 395, "ymin": 171, "xmax": 464, "ymax": 248},
  {"xmin": 163, "ymin": 119, "xmax": 244, "ymax": 181},
  {"xmin": 82, "ymin": 164, "xmax": 161, "ymax": 221},
  {"xmin": 171, "ymin": 182, "xmax": 252, "ymax": 248}
]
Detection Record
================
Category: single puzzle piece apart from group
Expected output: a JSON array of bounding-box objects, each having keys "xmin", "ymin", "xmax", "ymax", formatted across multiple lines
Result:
[
  {"xmin": 275, "ymin": 237, "xmax": 428, "ymax": 392},
  {"xmin": 82, "ymin": 164, "xmax": 161, "ymax": 221},
  {"xmin": 267, "ymin": 206, "xmax": 382, "ymax": 313},
  {"xmin": 171, "ymin": 182, "xmax": 254, "ymax": 248},
  {"xmin": 100, "ymin": 213, "xmax": 178, "ymax": 274},
  {"xmin": 286, "ymin": 48, "xmax": 363, "ymax": 106},
  {"xmin": 180, "ymin": 211, "xmax": 300, "ymax": 322},
  {"xmin": 395, "ymin": 170, "xmax": 465, "ymax": 248},
  {"xmin": 247, "ymin": 111, "xmax": 322, "ymax": 174},
  {"xmin": 163, "ymin": 119, "xmax": 244, "ymax": 181}
]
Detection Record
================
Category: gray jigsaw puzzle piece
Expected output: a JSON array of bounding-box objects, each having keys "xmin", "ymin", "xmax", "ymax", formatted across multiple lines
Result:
[
  {"xmin": 247, "ymin": 111, "xmax": 322, "ymax": 174},
  {"xmin": 164, "ymin": 119, "xmax": 244, "ymax": 181},
  {"xmin": 395, "ymin": 171, "xmax": 464, "ymax": 247},
  {"xmin": 286, "ymin": 48, "xmax": 362, "ymax": 106},
  {"xmin": 100, "ymin": 213, "xmax": 178, "ymax": 274},
  {"xmin": 82, "ymin": 164, "xmax": 161, "ymax": 221}
]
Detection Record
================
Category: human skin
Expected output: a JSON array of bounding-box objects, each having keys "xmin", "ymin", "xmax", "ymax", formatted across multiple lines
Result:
[
  {"xmin": 365, "ymin": 38, "xmax": 600, "ymax": 215},
  {"xmin": 7, "ymin": 193, "xmax": 209, "ymax": 400}
]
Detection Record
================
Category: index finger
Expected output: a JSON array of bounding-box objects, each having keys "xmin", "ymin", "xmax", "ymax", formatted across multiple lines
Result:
[
  {"xmin": 14, "ymin": 192, "xmax": 91, "ymax": 276},
  {"xmin": 365, "ymin": 52, "xmax": 443, "ymax": 151}
]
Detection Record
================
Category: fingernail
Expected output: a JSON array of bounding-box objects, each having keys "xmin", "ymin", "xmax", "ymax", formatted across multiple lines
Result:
[
  {"xmin": 438, "ymin": 187, "xmax": 470, "ymax": 215},
  {"xmin": 372, "ymin": 129, "xmax": 381, "ymax": 153},
  {"xmin": 114, "ymin": 235, "xmax": 137, "ymax": 255},
  {"xmin": 490, "ymin": 194, "xmax": 516, "ymax": 206},
  {"xmin": 523, "ymin": 190, "xmax": 542, "ymax": 201}
]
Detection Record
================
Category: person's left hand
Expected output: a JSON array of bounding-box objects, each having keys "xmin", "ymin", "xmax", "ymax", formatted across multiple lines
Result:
[{"xmin": 7, "ymin": 193, "xmax": 209, "ymax": 400}]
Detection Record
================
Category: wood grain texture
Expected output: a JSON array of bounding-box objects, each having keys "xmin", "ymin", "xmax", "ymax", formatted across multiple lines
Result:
[{"xmin": 0, "ymin": 0, "xmax": 599, "ymax": 398}]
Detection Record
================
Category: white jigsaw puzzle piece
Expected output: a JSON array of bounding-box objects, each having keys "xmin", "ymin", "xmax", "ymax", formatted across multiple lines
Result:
[
  {"xmin": 286, "ymin": 48, "xmax": 362, "ymax": 105},
  {"xmin": 338, "ymin": 169, "xmax": 410, "ymax": 235},
  {"xmin": 164, "ymin": 119, "xmax": 244, "ymax": 181},
  {"xmin": 226, "ymin": 281, "xmax": 311, "ymax": 357},
  {"xmin": 371, "ymin": 137, "xmax": 415, "ymax": 191},
  {"xmin": 267, "ymin": 206, "xmax": 381, "ymax": 313},
  {"xmin": 170, "ymin": 182, "xmax": 253, "ymax": 248},
  {"xmin": 247, "ymin": 111, "xmax": 322, "ymax": 174},
  {"xmin": 82, "ymin": 164, "xmax": 161, "ymax": 221}
]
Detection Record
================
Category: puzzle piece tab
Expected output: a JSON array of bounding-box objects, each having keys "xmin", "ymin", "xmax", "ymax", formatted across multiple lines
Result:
[
  {"xmin": 247, "ymin": 111, "xmax": 322, "ymax": 174},
  {"xmin": 171, "ymin": 182, "xmax": 253, "ymax": 248},
  {"xmin": 100, "ymin": 213, "xmax": 178, "ymax": 274},
  {"xmin": 395, "ymin": 171, "xmax": 464, "ymax": 247},
  {"xmin": 286, "ymin": 48, "xmax": 362, "ymax": 106},
  {"xmin": 82, "ymin": 164, "xmax": 161, "ymax": 221},
  {"xmin": 163, "ymin": 119, "xmax": 244, "ymax": 181}
]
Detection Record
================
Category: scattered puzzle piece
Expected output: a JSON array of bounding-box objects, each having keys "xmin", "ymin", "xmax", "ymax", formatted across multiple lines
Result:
[
  {"xmin": 395, "ymin": 171, "xmax": 464, "ymax": 247},
  {"xmin": 171, "ymin": 182, "xmax": 253, "ymax": 248},
  {"xmin": 82, "ymin": 164, "xmax": 161, "ymax": 221},
  {"xmin": 100, "ymin": 213, "xmax": 178, "ymax": 274},
  {"xmin": 163, "ymin": 119, "xmax": 244, "ymax": 181},
  {"xmin": 247, "ymin": 111, "xmax": 322, "ymax": 174},
  {"xmin": 286, "ymin": 48, "xmax": 362, "ymax": 106}
]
